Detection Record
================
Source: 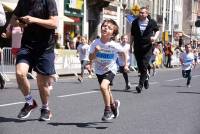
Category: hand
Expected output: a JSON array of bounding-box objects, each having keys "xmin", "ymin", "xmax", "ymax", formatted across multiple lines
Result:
[
  {"xmin": 20, "ymin": 16, "xmax": 36, "ymax": 24},
  {"xmin": 150, "ymin": 36, "xmax": 156, "ymax": 43},
  {"xmin": 124, "ymin": 65, "xmax": 130, "ymax": 73},
  {"xmin": 1, "ymin": 33, "xmax": 7, "ymax": 38},
  {"xmin": 95, "ymin": 45, "xmax": 101, "ymax": 52}
]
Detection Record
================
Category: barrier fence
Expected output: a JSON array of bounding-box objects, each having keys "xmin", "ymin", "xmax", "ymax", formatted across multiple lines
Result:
[{"xmin": 0, "ymin": 47, "xmax": 181, "ymax": 82}]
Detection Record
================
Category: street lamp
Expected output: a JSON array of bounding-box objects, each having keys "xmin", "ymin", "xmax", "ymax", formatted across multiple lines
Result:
[{"xmin": 122, "ymin": 0, "xmax": 127, "ymax": 35}]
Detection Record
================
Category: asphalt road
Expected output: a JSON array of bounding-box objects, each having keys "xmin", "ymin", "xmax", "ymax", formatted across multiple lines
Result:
[{"xmin": 0, "ymin": 65, "xmax": 200, "ymax": 134}]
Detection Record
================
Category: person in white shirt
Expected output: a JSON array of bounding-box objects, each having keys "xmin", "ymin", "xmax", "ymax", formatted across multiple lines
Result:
[
  {"xmin": 180, "ymin": 43, "xmax": 195, "ymax": 88},
  {"xmin": 77, "ymin": 36, "xmax": 92, "ymax": 82},
  {"xmin": 89, "ymin": 19, "xmax": 129, "ymax": 121},
  {"xmin": 150, "ymin": 42, "xmax": 160, "ymax": 76},
  {"xmin": 117, "ymin": 35, "xmax": 131, "ymax": 90},
  {"xmin": 0, "ymin": 3, "xmax": 6, "ymax": 26}
]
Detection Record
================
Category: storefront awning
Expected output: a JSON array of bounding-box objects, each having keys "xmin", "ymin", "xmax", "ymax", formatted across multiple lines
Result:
[
  {"xmin": 2, "ymin": 2, "xmax": 17, "ymax": 11},
  {"xmin": 62, "ymin": 16, "xmax": 74, "ymax": 23}
]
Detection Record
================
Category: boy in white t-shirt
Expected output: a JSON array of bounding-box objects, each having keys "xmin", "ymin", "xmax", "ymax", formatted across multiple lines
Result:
[
  {"xmin": 117, "ymin": 35, "xmax": 131, "ymax": 90},
  {"xmin": 77, "ymin": 36, "xmax": 92, "ymax": 82},
  {"xmin": 89, "ymin": 19, "xmax": 129, "ymax": 121},
  {"xmin": 180, "ymin": 43, "xmax": 194, "ymax": 88}
]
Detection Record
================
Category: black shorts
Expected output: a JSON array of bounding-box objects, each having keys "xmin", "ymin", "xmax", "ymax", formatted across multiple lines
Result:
[
  {"xmin": 16, "ymin": 47, "xmax": 55, "ymax": 76},
  {"xmin": 96, "ymin": 71, "xmax": 115, "ymax": 86}
]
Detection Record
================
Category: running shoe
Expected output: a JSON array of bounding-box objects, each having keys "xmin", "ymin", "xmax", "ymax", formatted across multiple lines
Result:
[
  {"xmin": 39, "ymin": 109, "xmax": 52, "ymax": 121},
  {"xmin": 0, "ymin": 74, "xmax": 5, "ymax": 89},
  {"xmin": 111, "ymin": 100, "xmax": 120, "ymax": 118},
  {"xmin": 17, "ymin": 99, "xmax": 37, "ymax": 119},
  {"xmin": 101, "ymin": 110, "xmax": 114, "ymax": 121},
  {"xmin": 136, "ymin": 85, "xmax": 142, "ymax": 93},
  {"xmin": 125, "ymin": 83, "xmax": 131, "ymax": 90}
]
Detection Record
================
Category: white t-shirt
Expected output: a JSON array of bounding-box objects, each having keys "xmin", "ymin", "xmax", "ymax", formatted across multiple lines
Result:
[
  {"xmin": 0, "ymin": 3, "xmax": 6, "ymax": 26},
  {"xmin": 77, "ymin": 44, "xmax": 90, "ymax": 61},
  {"xmin": 90, "ymin": 39, "xmax": 123, "ymax": 75},
  {"xmin": 180, "ymin": 52, "xmax": 194, "ymax": 70},
  {"xmin": 117, "ymin": 43, "xmax": 130, "ymax": 66}
]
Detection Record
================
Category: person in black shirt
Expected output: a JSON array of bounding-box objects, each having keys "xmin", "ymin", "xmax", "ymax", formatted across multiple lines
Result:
[
  {"xmin": 130, "ymin": 7, "xmax": 159, "ymax": 93},
  {"xmin": 7, "ymin": 0, "xmax": 58, "ymax": 121}
]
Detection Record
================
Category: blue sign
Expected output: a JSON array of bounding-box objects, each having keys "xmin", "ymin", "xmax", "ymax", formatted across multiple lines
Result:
[{"xmin": 127, "ymin": 15, "xmax": 136, "ymax": 24}]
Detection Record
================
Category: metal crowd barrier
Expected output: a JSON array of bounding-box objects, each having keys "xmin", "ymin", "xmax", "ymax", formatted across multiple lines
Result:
[{"xmin": 0, "ymin": 47, "xmax": 16, "ymax": 81}]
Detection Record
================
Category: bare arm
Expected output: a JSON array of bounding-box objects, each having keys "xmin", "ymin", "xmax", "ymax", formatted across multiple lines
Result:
[
  {"xmin": 20, "ymin": 15, "xmax": 58, "ymax": 29},
  {"xmin": 89, "ymin": 45, "xmax": 100, "ymax": 61},
  {"xmin": 130, "ymin": 35, "xmax": 134, "ymax": 53},
  {"xmin": 150, "ymin": 31, "xmax": 160, "ymax": 42}
]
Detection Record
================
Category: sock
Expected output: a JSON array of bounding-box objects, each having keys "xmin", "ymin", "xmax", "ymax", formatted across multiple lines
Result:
[
  {"xmin": 105, "ymin": 106, "xmax": 111, "ymax": 111},
  {"xmin": 42, "ymin": 103, "xmax": 49, "ymax": 110},
  {"xmin": 25, "ymin": 94, "xmax": 33, "ymax": 105},
  {"xmin": 110, "ymin": 103, "xmax": 115, "ymax": 110}
]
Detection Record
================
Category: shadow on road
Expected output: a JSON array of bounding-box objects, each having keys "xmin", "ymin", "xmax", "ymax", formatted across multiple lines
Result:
[
  {"xmin": 176, "ymin": 91, "xmax": 200, "ymax": 94},
  {"xmin": 0, "ymin": 117, "xmax": 38, "ymax": 123},
  {"xmin": 48, "ymin": 121, "xmax": 112, "ymax": 129},
  {"xmin": 161, "ymin": 85, "xmax": 186, "ymax": 88}
]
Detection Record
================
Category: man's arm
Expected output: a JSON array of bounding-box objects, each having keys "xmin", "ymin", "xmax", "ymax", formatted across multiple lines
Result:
[
  {"xmin": 150, "ymin": 30, "xmax": 160, "ymax": 43},
  {"xmin": 130, "ymin": 35, "xmax": 134, "ymax": 53},
  {"xmin": 20, "ymin": 15, "xmax": 58, "ymax": 29}
]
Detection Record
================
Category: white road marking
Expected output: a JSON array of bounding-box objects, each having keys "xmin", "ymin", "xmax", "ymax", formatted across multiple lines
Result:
[
  {"xmin": 1, "ymin": 74, "xmax": 199, "ymax": 107},
  {"xmin": 57, "ymin": 91, "xmax": 99, "ymax": 98},
  {"xmin": 0, "ymin": 102, "xmax": 25, "ymax": 107},
  {"xmin": 166, "ymin": 74, "xmax": 200, "ymax": 82}
]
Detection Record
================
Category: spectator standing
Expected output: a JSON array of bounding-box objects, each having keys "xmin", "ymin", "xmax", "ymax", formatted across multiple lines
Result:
[
  {"xmin": 130, "ymin": 7, "xmax": 160, "ymax": 93},
  {"xmin": 165, "ymin": 42, "xmax": 173, "ymax": 68},
  {"xmin": 7, "ymin": 0, "xmax": 58, "ymax": 121},
  {"xmin": 0, "ymin": 2, "xmax": 6, "ymax": 89},
  {"xmin": 65, "ymin": 32, "xmax": 71, "ymax": 49},
  {"xmin": 89, "ymin": 19, "xmax": 129, "ymax": 121}
]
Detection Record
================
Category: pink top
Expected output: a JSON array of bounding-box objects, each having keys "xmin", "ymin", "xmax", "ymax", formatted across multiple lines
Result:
[{"xmin": 7, "ymin": 25, "xmax": 23, "ymax": 48}]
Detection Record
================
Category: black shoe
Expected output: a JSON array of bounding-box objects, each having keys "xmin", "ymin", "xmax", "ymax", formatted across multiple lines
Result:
[
  {"xmin": 144, "ymin": 80, "xmax": 149, "ymax": 89},
  {"xmin": 18, "ymin": 100, "xmax": 37, "ymax": 119},
  {"xmin": 136, "ymin": 86, "xmax": 142, "ymax": 93},
  {"xmin": 125, "ymin": 83, "xmax": 131, "ymax": 90},
  {"xmin": 39, "ymin": 109, "xmax": 52, "ymax": 121},
  {"xmin": 111, "ymin": 100, "xmax": 120, "ymax": 118},
  {"xmin": 101, "ymin": 110, "xmax": 114, "ymax": 121},
  {"xmin": 77, "ymin": 77, "xmax": 83, "ymax": 83},
  {"xmin": 0, "ymin": 74, "xmax": 5, "ymax": 89}
]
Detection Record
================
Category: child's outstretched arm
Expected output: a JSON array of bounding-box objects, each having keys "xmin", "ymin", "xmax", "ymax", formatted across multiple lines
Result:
[{"xmin": 89, "ymin": 45, "xmax": 101, "ymax": 61}]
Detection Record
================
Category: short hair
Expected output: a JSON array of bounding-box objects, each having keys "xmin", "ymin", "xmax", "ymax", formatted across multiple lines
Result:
[
  {"xmin": 101, "ymin": 19, "xmax": 119, "ymax": 38},
  {"xmin": 140, "ymin": 7, "xmax": 149, "ymax": 14}
]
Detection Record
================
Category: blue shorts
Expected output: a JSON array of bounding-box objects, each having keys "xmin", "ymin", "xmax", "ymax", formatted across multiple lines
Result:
[{"xmin": 16, "ymin": 47, "xmax": 55, "ymax": 76}]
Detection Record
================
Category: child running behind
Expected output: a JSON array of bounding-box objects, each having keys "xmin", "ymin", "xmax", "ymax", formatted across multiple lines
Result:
[
  {"xmin": 117, "ymin": 35, "xmax": 131, "ymax": 90},
  {"xmin": 89, "ymin": 19, "xmax": 129, "ymax": 121},
  {"xmin": 179, "ymin": 43, "xmax": 195, "ymax": 88},
  {"xmin": 77, "ymin": 36, "xmax": 92, "ymax": 82}
]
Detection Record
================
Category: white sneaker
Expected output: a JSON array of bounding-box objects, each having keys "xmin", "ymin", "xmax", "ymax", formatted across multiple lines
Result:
[{"xmin": 88, "ymin": 75, "xmax": 92, "ymax": 78}]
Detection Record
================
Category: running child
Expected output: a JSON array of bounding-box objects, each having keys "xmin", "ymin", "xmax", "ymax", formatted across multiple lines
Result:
[
  {"xmin": 89, "ymin": 19, "xmax": 129, "ymax": 121},
  {"xmin": 117, "ymin": 35, "xmax": 131, "ymax": 90},
  {"xmin": 77, "ymin": 36, "xmax": 92, "ymax": 82},
  {"xmin": 180, "ymin": 43, "xmax": 195, "ymax": 88}
]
